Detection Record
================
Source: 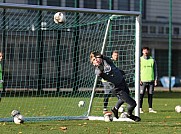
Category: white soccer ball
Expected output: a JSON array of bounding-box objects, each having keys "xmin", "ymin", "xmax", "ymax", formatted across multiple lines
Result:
[
  {"xmin": 78, "ymin": 101, "xmax": 85, "ymax": 107},
  {"xmin": 118, "ymin": 107, "xmax": 124, "ymax": 113},
  {"xmin": 120, "ymin": 112, "xmax": 128, "ymax": 118},
  {"xmin": 104, "ymin": 112, "xmax": 113, "ymax": 122},
  {"xmin": 175, "ymin": 105, "xmax": 181, "ymax": 113},
  {"xmin": 54, "ymin": 12, "xmax": 66, "ymax": 23},
  {"xmin": 11, "ymin": 110, "xmax": 20, "ymax": 117},
  {"xmin": 14, "ymin": 114, "xmax": 24, "ymax": 124}
]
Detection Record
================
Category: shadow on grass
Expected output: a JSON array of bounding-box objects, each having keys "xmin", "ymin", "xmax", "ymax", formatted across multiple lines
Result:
[{"xmin": 146, "ymin": 91, "xmax": 181, "ymax": 98}]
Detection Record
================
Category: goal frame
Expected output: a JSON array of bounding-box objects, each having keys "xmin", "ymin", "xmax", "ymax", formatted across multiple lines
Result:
[{"xmin": 0, "ymin": 2, "xmax": 141, "ymax": 120}]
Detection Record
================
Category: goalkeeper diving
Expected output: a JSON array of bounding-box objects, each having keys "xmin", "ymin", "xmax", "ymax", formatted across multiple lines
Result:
[
  {"xmin": 102, "ymin": 50, "xmax": 124, "ymax": 114},
  {"xmin": 90, "ymin": 51, "xmax": 141, "ymax": 122}
]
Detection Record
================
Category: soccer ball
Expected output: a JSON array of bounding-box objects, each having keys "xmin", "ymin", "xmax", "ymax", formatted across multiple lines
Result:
[
  {"xmin": 14, "ymin": 114, "xmax": 24, "ymax": 124},
  {"xmin": 78, "ymin": 101, "xmax": 85, "ymax": 107},
  {"xmin": 54, "ymin": 12, "xmax": 66, "ymax": 23},
  {"xmin": 118, "ymin": 107, "xmax": 124, "ymax": 113},
  {"xmin": 120, "ymin": 112, "xmax": 128, "ymax": 118},
  {"xmin": 175, "ymin": 105, "xmax": 181, "ymax": 113},
  {"xmin": 11, "ymin": 110, "xmax": 20, "ymax": 117},
  {"xmin": 104, "ymin": 112, "xmax": 113, "ymax": 122}
]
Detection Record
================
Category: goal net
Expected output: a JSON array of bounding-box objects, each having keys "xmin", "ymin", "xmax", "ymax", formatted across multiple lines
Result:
[{"xmin": 0, "ymin": 3, "xmax": 140, "ymax": 122}]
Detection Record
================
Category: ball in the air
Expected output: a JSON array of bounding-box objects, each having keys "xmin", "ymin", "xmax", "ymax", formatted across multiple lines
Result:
[
  {"xmin": 14, "ymin": 114, "xmax": 24, "ymax": 124},
  {"xmin": 78, "ymin": 101, "xmax": 85, "ymax": 107},
  {"xmin": 54, "ymin": 12, "xmax": 66, "ymax": 23},
  {"xmin": 175, "ymin": 105, "xmax": 181, "ymax": 113}
]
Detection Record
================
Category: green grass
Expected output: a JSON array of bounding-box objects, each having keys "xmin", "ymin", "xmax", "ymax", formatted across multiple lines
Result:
[
  {"xmin": 1, "ymin": 91, "xmax": 181, "ymax": 134},
  {"xmin": 0, "ymin": 97, "xmax": 91, "ymax": 118}
]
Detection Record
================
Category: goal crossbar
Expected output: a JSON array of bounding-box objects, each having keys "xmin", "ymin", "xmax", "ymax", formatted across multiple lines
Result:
[{"xmin": 0, "ymin": 3, "xmax": 140, "ymax": 16}]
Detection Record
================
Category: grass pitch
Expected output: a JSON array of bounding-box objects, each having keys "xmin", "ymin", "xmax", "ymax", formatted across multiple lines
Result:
[{"xmin": 0, "ymin": 91, "xmax": 181, "ymax": 134}]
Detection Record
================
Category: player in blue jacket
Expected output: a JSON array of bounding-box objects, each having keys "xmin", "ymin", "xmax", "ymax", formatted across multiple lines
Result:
[{"xmin": 90, "ymin": 51, "xmax": 141, "ymax": 122}]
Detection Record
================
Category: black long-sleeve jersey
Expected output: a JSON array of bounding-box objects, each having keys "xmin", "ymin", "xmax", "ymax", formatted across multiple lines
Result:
[{"xmin": 95, "ymin": 56, "xmax": 124, "ymax": 87}]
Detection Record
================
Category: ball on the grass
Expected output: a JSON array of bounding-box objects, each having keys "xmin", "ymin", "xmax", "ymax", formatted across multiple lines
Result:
[
  {"xmin": 14, "ymin": 114, "xmax": 24, "ymax": 124},
  {"xmin": 120, "ymin": 112, "xmax": 128, "ymax": 118},
  {"xmin": 54, "ymin": 12, "xmax": 66, "ymax": 23},
  {"xmin": 104, "ymin": 112, "xmax": 113, "ymax": 122},
  {"xmin": 11, "ymin": 110, "xmax": 20, "ymax": 117},
  {"xmin": 175, "ymin": 105, "xmax": 181, "ymax": 113},
  {"xmin": 118, "ymin": 107, "xmax": 124, "ymax": 113},
  {"xmin": 78, "ymin": 101, "xmax": 85, "ymax": 107}
]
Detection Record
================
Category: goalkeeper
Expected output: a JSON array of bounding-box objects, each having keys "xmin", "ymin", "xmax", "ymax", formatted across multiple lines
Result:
[
  {"xmin": 90, "ymin": 51, "xmax": 141, "ymax": 122},
  {"xmin": 102, "ymin": 50, "xmax": 120, "ymax": 114}
]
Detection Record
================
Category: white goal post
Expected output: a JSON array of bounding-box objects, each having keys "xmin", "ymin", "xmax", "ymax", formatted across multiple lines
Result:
[{"xmin": 87, "ymin": 14, "xmax": 141, "ymax": 117}]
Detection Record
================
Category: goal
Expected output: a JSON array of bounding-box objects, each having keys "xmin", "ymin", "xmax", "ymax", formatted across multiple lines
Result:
[{"xmin": 0, "ymin": 3, "xmax": 141, "ymax": 122}]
